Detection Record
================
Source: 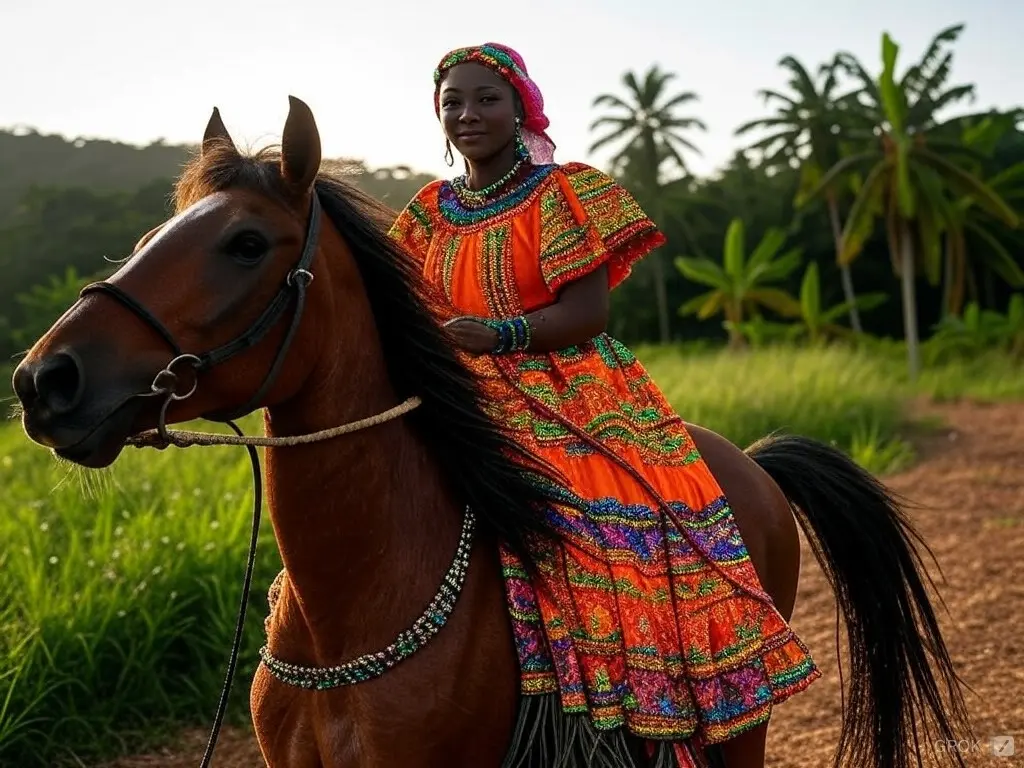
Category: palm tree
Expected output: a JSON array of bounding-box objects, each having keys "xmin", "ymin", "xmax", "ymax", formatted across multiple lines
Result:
[
  {"xmin": 589, "ymin": 66, "xmax": 707, "ymax": 342},
  {"xmin": 675, "ymin": 218, "xmax": 802, "ymax": 348},
  {"xmin": 940, "ymin": 111, "xmax": 1024, "ymax": 316},
  {"xmin": 735, "ymin": 54, "xmax": 864, "ymax": 331},
  {"xmin": 813, "ymin": 31, "xmax": 1019, "ymax": 380}
]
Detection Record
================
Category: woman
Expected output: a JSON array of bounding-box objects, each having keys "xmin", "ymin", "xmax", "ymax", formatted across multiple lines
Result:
[{"xmin": 389, "ymin": 43, "xmax": 820, "ymax": 768}]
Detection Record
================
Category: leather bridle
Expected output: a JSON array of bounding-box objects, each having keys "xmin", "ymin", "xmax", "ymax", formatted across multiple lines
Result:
[{"xmin": 79, "ymin": 192, "xmax": 322, "ymax": 427}]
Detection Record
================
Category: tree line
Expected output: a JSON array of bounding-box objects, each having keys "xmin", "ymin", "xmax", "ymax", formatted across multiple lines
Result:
[{"xmin": 1, "ymin": 22, "xmax": 1022, "ymax": 377}]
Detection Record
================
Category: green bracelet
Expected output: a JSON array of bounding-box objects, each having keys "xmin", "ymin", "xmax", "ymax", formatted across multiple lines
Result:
[{"xmin": 480, "ymin": 316, "xmax": 532, "ymax": 354}]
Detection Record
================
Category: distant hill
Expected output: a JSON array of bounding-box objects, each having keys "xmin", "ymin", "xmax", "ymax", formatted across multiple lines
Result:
[
  {"xmin": 0, "ymin": 127, "xmax": 438, "ymax": 225},
  {"xmin": 0, "ymin": 127, "xmax": 441, "ymax": 359}
]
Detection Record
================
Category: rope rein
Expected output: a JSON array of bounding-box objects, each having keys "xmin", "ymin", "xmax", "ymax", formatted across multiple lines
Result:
[{"xmin": 125, "ymin": 396, "xmax": 423, "ymax": 450}]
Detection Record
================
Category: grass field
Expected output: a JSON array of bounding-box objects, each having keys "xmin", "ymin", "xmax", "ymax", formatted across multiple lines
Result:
[{"xmin": 0, "ymin": 343, "xmax": 1021, "ymax": 767}]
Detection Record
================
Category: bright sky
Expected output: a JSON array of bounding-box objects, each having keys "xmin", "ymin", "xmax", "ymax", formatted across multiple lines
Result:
[{"xmin": 2, "ymin": 0, "xmax": 1020, "ymax": 182}]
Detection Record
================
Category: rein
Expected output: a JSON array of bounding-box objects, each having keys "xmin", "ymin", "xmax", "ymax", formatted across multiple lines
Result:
[{"xmin": 74, "ymin": 191, "xmax": 461, "ymax": 768}]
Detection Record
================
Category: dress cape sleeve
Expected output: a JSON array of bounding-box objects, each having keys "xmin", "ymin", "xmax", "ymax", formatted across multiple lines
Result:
[{"xmin": 537, "ymin": 162, "xmax": 666, "ymax": 294}]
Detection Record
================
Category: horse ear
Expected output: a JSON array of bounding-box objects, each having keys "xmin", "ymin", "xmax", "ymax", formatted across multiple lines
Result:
[
  {"xmin": 281, "ymin": 96, "xmax": 322, "ymax": 194},
  {"xmin": 201, "ymin": 107, "xmax": 235, "ymax": 157}
]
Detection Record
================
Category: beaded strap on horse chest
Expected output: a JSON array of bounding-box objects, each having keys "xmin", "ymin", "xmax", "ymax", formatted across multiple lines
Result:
[{"xmin": 259, "ymin": 506, "xmax": 476, "ymax": 689}]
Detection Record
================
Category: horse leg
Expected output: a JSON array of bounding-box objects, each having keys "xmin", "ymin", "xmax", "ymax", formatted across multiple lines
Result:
[
  {"xmin": 250, "ymin": 664, "xmax": 325, "ymax": 767},
  {"xmin": 685, "ymin": 424, "xmax": 804, "ymax": 768}
]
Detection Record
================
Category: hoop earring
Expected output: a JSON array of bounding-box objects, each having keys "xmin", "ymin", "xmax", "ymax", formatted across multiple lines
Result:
[
  {"xmin": 444, "ymin": 139, "xmax": 454, "ymax": 167},
  {"xmin": 513, "ymin": 116, "xmax": 530, "ymax": 163}
]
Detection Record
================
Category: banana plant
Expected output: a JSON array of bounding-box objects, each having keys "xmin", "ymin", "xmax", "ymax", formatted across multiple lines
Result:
[
  {"xmin": 726, "ymin": 261, "xmax": 887, "ymax": 347},
  {"xmin": 811, "ymin": 31, "xmax": 1019, "ymax": 380},
  {"xmin": 675, "ymin": 217, "xmax": 802, "ymax": 348},
  {"xmin": 940, "ymin": 112, "xmax": 1024, "ymax": 316},
  {"xmin": 789, "ymin": 261, "xmax": 888, "ymax": 344},
  {"xmin": 926, "ymin": 293, "xmax": 1024, "ymax": 362}
]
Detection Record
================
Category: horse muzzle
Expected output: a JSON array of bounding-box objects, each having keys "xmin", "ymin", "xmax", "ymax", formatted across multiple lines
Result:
[{"xmin": 13, "ymin": 349, "xmax": 156, "ymax": 468}]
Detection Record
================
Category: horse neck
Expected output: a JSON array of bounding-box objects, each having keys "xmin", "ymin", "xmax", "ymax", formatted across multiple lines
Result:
[{"xmin": 260, "ymin": 279, "xmax": 461, "ymax": 663}]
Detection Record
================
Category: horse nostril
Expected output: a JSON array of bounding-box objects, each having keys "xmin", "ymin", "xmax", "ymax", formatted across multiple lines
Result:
[
  {"xmin": 12, "ymin": 363, "xmax": 39, "ymax": 409},
  {"xmin": 32, "ymin": 352, "xmax": 85, "ymax": 416}
]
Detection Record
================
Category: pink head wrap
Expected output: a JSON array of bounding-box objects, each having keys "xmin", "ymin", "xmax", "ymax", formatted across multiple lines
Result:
[{"xmin": 433, "ymin": 42, "xmax": 556, "ymax": 164}]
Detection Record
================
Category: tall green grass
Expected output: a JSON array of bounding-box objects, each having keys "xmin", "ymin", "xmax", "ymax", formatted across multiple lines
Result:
[
  {"xmin": 639, "ymin": 344, "xmax": 914, "ymax": 469},
  {"xmin": 0, "ymin": 421, "xmax": 279, "ymax": 767},
  {"xmin": 0, "ymin": 344, "xmax": 1020, "ymax": 766}
]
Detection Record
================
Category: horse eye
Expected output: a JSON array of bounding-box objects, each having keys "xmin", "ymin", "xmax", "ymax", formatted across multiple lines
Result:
[{"xmin": 225, "ymin": 231, "xmax": 269, "ymax": 264}]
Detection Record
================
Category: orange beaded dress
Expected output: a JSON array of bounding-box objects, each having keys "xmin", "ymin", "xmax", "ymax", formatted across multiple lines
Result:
[{"xmin": 388, "ymin": 159, "xmax": 821, "ymax": 763}]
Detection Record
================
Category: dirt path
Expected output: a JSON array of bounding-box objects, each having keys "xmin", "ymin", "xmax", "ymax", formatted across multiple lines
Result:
[
  {"xmin": 103, "ymin": 401, "xmax": 1024, "ymax": 767},
  {"xmin": 765, "ymin": 400, "xmax": 1024, "ymax": 767}
]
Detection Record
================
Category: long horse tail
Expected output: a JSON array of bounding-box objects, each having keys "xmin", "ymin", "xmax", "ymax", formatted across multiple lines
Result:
[{"xmin": 744, "ymin": 433, "xmax": 972, "ymax": 768}]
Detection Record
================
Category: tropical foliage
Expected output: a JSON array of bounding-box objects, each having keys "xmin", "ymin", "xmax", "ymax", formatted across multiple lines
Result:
[
  {"xmin": 675, "ymin": 218, "xmax": 802, "ymax": 347},
  {"xmin": 589, "ymin": 22, "xmax": 1023, "ymax": 379}
]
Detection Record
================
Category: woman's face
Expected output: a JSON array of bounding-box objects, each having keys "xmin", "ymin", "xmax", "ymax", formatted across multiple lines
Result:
[{"xmin": 438, "ymin": 63, "xmax": 518, "ymax": 163}]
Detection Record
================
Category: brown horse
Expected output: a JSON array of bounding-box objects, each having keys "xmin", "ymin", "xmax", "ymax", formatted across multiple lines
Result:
[{"xmin": 12, "ymin": 97, "xmax": 971, "ymax": 768}]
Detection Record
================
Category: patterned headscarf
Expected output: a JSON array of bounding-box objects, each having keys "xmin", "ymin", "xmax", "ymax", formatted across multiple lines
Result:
[{"xmin": 433, "ymin": 42, "xmax": 556, "ymax": 164}]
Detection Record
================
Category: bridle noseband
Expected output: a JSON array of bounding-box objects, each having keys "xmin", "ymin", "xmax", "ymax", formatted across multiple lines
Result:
[{"xmin": 79, "ymin": 192, "xmax": 322, "ymax": 428}]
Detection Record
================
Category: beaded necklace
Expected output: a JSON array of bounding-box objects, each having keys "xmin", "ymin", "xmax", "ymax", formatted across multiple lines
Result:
[
  {"xmin": 450, "ymin": 156, "xmax": 526, "ymax": 208},
  {"xmin": 439, "ymin": 163, "xmax": 557, "ymax": 228}
]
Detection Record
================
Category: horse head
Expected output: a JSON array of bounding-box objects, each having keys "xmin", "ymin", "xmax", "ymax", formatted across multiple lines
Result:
[{"xmin": 11, "ymin": 96, "xmax": 383, "ymax": 468}]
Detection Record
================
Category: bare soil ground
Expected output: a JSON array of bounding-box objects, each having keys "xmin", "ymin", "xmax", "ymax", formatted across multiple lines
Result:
[{"xmin": 101, "ymin": 401, "xmax": 1024, "ymax": 767}]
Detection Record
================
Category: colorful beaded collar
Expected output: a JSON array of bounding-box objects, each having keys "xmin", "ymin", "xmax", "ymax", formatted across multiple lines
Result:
[{"xmin": 438, "ymin": 163, "xmax": 557, "ymax": 227}]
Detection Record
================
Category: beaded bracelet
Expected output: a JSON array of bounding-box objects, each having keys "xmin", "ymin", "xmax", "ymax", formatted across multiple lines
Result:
[{"xmin": 481, "ymin": 316, "xmax": 532, "ymax": 354}]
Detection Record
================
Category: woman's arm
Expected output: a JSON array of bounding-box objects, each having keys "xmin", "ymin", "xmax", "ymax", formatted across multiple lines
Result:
[
  {"xmin": 519, "ymin": 264, "xmax": 609, "ymax": 352},
  {"xmin": 446, "ymin": 265, "xmax": 610, "ymax": 354}
]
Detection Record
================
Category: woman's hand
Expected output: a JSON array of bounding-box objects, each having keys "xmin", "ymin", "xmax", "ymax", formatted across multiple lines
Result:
[{"xmin": 443, "ymin": 317, "xmax": 499, "ymax": 355}]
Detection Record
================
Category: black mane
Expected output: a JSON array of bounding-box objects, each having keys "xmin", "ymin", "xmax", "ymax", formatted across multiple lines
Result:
[{"xmin": 175, "ymin": 147, "xmax": 564, "ymax": 558}]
